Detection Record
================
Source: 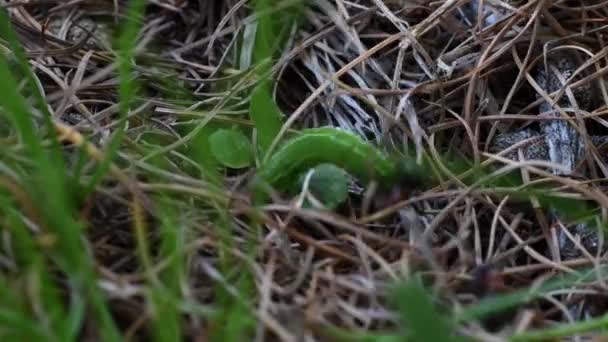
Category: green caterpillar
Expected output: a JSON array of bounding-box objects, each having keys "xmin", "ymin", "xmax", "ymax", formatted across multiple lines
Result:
[{"xmin": 252, "ymin": 127, "xmax": 429, "ymax": 202}]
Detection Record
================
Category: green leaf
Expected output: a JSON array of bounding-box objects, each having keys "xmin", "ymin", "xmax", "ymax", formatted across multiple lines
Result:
[
  {"xmin": 249, "ymin": 81, "xmax": 283, "ymax": 158},
  {"xmin": 209, "ymin": 129, "xmax": 253, "ymax": 169},
  {"xmin": 249, "ymin": 0, "xmax": 306, "ymax": 160},
  {"xmin": 298, "ymin": 163, "xmax": 349, "ymax": 209}
]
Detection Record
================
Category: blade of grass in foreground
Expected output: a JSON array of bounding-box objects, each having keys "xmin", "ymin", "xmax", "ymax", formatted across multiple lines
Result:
[
  {"xmin": 0, "ymin": 8, "xmax": 120, "ymax": 341},
  {"xmin": 0, "ymin": 194, "xmax": 64, "ymax": 341},
  {"xmin": 510, "ymin": 313, "xmax": 608, "ymax": 341},
  {"xmin": 149, "ymin": 197, "xmax": 185, "ymax": 342},
  {"xmin": 392, "ymin": 278, "xmax": 467, "ymax": 342},
  {"xmin": 458, "ymin": 265, "xmax": 607, "ymax": 323},
  {"xmin": 0, "ymin": 305, "xmax": 50, "ymax": 341},
  {"xmin": 206, "ymin": 199, "xmax": 256, "ymax": 341},
  {"xmin": 82, "ymin": 0, "xmax": 146, "ymax": 197},
  {"xmin": 135, "ymin": 42, "xmax": 260, "ymax": 340}
]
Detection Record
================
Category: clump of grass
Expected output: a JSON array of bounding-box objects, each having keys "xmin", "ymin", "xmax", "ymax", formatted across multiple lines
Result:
[{"xmin": 1, "ymin": 0, "xmax": 608, "ymax": 341}]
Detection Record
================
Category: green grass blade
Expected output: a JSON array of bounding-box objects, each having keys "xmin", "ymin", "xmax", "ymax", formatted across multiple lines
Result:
[
  {"xmin": 459, "ymin": 265, "xmax": 606, "ymax": 323},
  {"xmin": 249, "ymin": 81, "xmax": 283, "ymax": 159},
  {"xmin": 150, "ymin": 198, "xmax": 184, "ymax": 342},
  {"xmin": 250, "ymin": 0, "xmax": 305, "ymax": 160},
  {"xmin": 82, "ymin": 0, "xmax": 146, "ymax": 196},
  {"xmin": 510, "ymin": 314, "xmax": 608, "ymax": 341},
  {"xmin": 392, "ymin": 278, "xmax": 466, "ymax": 342},
  {"xmin": 0, "ymin": 9, "xmax": 121, "ymax": 340}
]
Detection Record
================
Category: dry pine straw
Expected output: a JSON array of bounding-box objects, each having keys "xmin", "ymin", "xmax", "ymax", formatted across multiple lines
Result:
[{"xmin": 3, "ymin": 0, "xmax": 608, "ymax": 341}]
